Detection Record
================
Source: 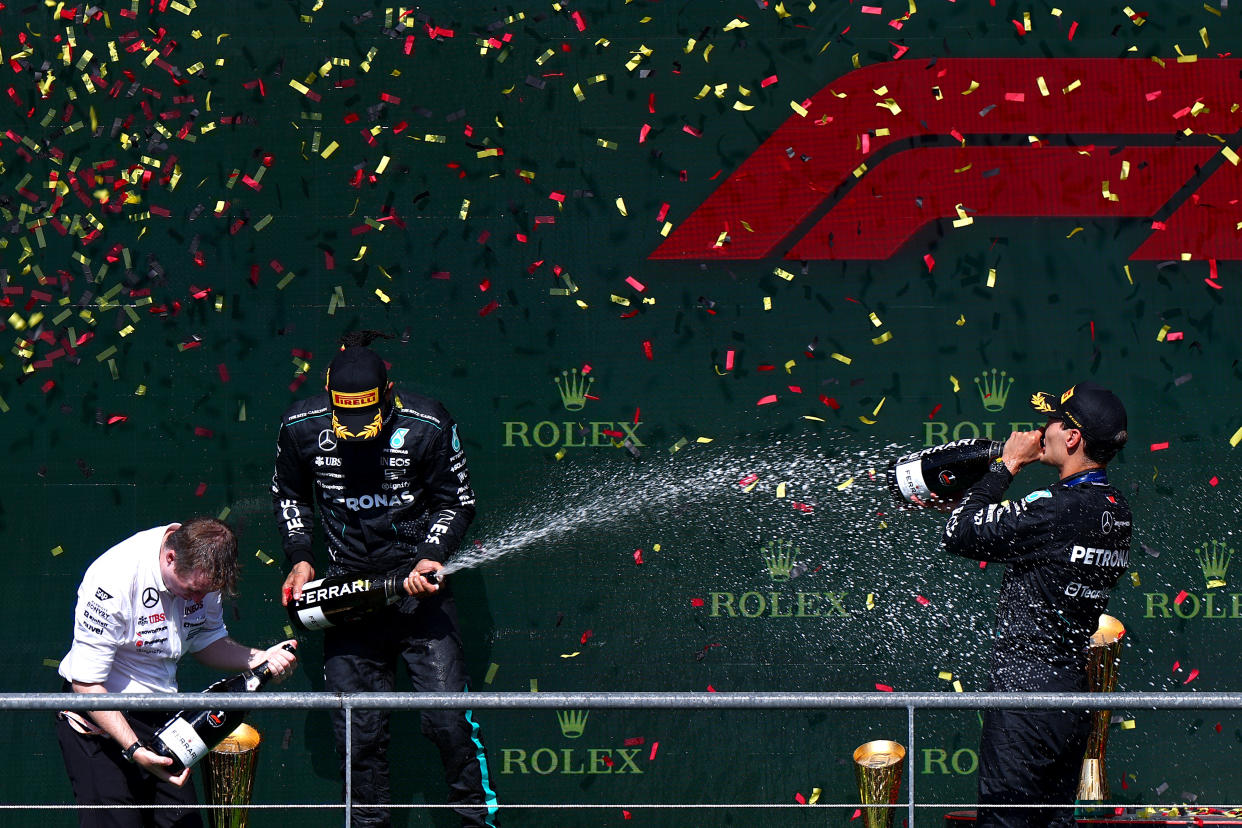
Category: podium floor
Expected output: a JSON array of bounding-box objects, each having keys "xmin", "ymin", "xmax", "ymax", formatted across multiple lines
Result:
[{"xmin": 945, "ymin": 812, "xmax": 1242, "ymax": 826}]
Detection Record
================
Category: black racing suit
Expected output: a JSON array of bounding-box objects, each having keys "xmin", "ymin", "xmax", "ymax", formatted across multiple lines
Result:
[
  {"xmin": 942, "ymin": 463, "xmax": 1131, "ymax": 828},
  {"xmin": 273, "ymin": 389, "xmax": 498, "ymax": 828}
]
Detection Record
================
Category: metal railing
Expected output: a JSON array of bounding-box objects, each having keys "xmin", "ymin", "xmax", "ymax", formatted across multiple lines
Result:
[{"xmin": 7, "ymin": 690, "xmax": 1242, "ymax": 825}]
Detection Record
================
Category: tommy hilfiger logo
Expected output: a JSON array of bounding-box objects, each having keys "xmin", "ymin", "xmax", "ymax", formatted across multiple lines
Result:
[
  {"xmin": 1197, "ymin": 540, "xmax": 1233, "ymax": 590},
  {"xmin": 554, "ymin": 369, "xmax": 594, "ymax": 412},
  {"xmin": 975, "ymin": 369, "xmax": 1014, "ymax": 413},
  {"xmin": 557, "ymin": 710, "xmax": 588, "ymax": 739}
]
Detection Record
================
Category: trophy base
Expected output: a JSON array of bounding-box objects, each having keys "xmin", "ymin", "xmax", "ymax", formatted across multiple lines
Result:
[{"xmin": 1076, "ymin": 757, "xmax": 1110, "ymax": 802}]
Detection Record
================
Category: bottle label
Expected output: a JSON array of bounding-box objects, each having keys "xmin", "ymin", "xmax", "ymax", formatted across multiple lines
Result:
[
  {"xmin": 894, "ymin": 458, "xmax": 931, "ymax": 502},
  {"xmin": 296, "ymin": 605, "xmax": 331, "ymax": 630},
  {"xmin": 157, "ymin": 716, "xmax": 209, "ymax": 768}
]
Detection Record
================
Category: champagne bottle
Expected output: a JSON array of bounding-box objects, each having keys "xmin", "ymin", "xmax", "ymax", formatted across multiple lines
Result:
[
  {"xmin": 886, "ymin": 439, "xmax": 1004, "ymax": 505},
  {"xmin": 147, "ymin": 643, "xmax": 295, "ymax": 772},
  {"xmin": 287, "ymin": 570, "xmax": 405, "ymax": 631}
]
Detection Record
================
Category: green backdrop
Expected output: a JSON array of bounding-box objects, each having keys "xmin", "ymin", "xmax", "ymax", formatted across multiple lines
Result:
[{"xmin": 2, "ymin": 1, "xmax": 1241, "ymax": 825}]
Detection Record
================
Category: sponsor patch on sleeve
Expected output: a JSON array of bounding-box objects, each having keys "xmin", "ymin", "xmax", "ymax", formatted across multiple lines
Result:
[{"xmin": 1024, "ymin": 489, "xmax": 1053, "ymax": 503}]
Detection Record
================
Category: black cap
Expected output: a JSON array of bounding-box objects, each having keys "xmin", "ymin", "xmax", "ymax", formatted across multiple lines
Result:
[
  {"xmin": 327, "ymin": 346, "xmax": 388, "ymax": 441},
  {"xmin": 1029, "ymin": 381, "xmax": 1128, "ymax": 447}
]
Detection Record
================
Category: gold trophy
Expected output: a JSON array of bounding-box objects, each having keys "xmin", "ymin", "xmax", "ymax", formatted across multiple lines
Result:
[
  {"xmin": 201, "ymin": 723, "xmax": 262, "ymax": 828},
  {"xmin": 1077, "ymin": 614, "xmax": 1125, "ymax": 802},
  {"xmin": 853, "ymin": 740, "xmax": 906, "ymax": 828}
]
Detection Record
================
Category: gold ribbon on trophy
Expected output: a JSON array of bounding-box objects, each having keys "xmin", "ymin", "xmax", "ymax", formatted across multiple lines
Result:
[
  {"xmin": 853, "ymin": 739, "xmax": 906, "ymax": 828},
  {"xmin": 202, "ymin": 723, "xmax": 262, "ymax": 828},
  {"xmin": 1077, "ymin": 614, "xmax": 1125, "ymax": 802}
]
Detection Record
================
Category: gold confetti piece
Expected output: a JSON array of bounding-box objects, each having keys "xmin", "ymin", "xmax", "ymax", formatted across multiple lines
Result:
[
  {"xmin": 722, "ymin": 18, "xmax": 749, "ymax": 30},
  {"xmin": 573, "ymin": 83, "xmax": 585, "ymax": 102},
  {"xmin": 950, "ymin": 375, "xmax": 960, "ymax": 392},
  {"xmin": 953, "ymin": 680, "xmax": 964, "ymax": 692},
  {"xmin": 51, "ymin": 545, "xmax": 64, "ymax": 557},
  {"xmin": 831, "ymin": 353, "xmax": 852, "ymax": 365},
  {"xmin": 320, "ymin": 140, "xmax": 339, "ymax": 159},
  {"xmin": 852, "ymin": 163, "xmax": 868, "ymax": 178},
  {"xmin": 484, "ymin": 663, "xmax": 500, "ymax": 684},
  {"xmin": 95, "ymin": 345, "xmax": 117, "ymax": 362},
  {"xmin": 1037, "ymin": 76, "xmax": 1050, "ymax": 96},
  {"xmin": 871, "ymin": 331, "xmax": 893, "ymax": 345},
  {"xmin": 743, "ymin": 481, "xmax": 759, "ymax": 493},
  {"xmin": 218, "ymin": 507, "xmax": 232, "ymax": 522},
  {"xmin": 774, "ymin": 267, "xmax": 795, "ymax": 281},
  {"xmin": 43, "ymin": 658, "xmax": 61, "ymax": 668},
  {"xmin": 776, "ymin": 482, "xmax": 787, "ymax": 498},
  {"xmin": 1130, "ymin": 571, "xmax": 1142, "ymax": 586},
  {"xmin": 1156, "ymin": 324, "xmax": 1170, "ymax": 342},
  {"xmin": 276, "ymin": 271, "xmax": 297, "ymax": 290},
  {"xmin": 1102, "ymin": 181, "xmax": 1119, "ymax": 202},
  {"xmin": 987, "ymin": 268, "xmax": 997, "ymax": 288},
  {"xmin": 867, "ymin": 594, "xmax": 876, "ymax": 610},
  {"xmin": 868, "ymin": 311, "xmax": 883, "ymax": 327},
  {"xmin": 872, "ymin": 397, "xmax": 887, "ymax": 417},
  {"xmin": 255, "ymin": 550, "xmax": 276, "ymax": 565},
  {"xmin": 784, "ymin": 360, "xmax": 796, "ymax": 373},
  {"xmin": 790, "ymin": 99, "xmax": 809, "ymax": 117},
  {"xmin": 596, "ymin": 138, "xmax": 618, "ymax": 150},
  {"xmin": 702, "ymin": 44, "xmax": 714, "ymax": 62},
  {"xmin": 763, "ymin": 296, "xmax": 772, "ymax": 311},
  {"xmin": 961, "ymin": 80, "xmax": 980, "ymax": 95},
  {"xmin": 375, "ymin": 288, "xmax": 391, "ymax": 304},
  {"xmin": 615, "ymin": 197, "xmax": 628, "ymax": 216},
  {"xmin": 1229, "ymin": 425, "xmax": 1242, "ymax": 447},
  {"xmin": 836, "ymin": 478, "xmax": 855, "ymax": 491},
  {"xmin": 554, "ymin": 448, "xmax": 566, "ymax": 460},
  {"xmin": 1121, "ymin": 719, "xmax": 1136, "ymax": 730},
  {"xmin": 859, "ymin": 416, "xmax": 876, "ymax": 425},
  {"xmin": 955, "ymin": 315, "xmax": 966, "ymax": 326},
  {"xmin": 1223, "ymin": 147, "xmax": 1240, "ymax": 166},
  {"xmin": 1124, "ymin": 265, "xmax": 1133, "ymax": 284},
  {"xmin": 1200, "ymin": 27, "xmax": 1209, "ymax": 48},
  {"xmin": 1066, "ymin": 226, "xmax": 1084, "ymax": 238},
  {"xmin": 459, "ymin": 199, "xmax": 470, "ymax": 220},
  {"xmin": 802, "ymin": 415, "xmax": 826, "ymax": 422},
  {"xmin": 938, "ymin": 671, "xmax": 954, "ymax": 680},
  {"xmin": 1062, "ymin": 79, "xmax": 1082, "ymax": 94},
  {"xmin": 809, "ymin": 788, "xmax": 821, "ymax": 805}
]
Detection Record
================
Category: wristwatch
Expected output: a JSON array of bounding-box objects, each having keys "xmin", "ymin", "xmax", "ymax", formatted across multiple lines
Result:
[{"xmin": 121, "ymin": 741, "xmax": 142, "ymax": 763}]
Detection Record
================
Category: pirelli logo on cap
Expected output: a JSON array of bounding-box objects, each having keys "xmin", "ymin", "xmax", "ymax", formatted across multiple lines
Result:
[{"xmin": 331, "ymin": 388, "xmax": 380, "ymax": 408}]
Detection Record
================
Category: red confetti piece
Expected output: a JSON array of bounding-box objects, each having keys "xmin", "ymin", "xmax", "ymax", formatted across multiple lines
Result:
[
  {"xmin": 106, "ymin": 415, "xmax": 128, "ymax": 425},
  {"xmin": 478, "ymin": 300, "xmax": 500, "ymax": 316},
  {"xmin": 633, "ymin": 549, "xmax": 644, "ymax": 565},
  {"xmin": 1184, "ymin": 669, "xmax": 1200, "ymax": 684},
  {"xmin": 623, "ymin": 811, "xmax": 632, "ymax": 820},
  {"xmin": 194, "ymin": 482, "xmax": 207, "ymax": 497},
  {"xmin": 626, "ymin": 276, "xmax": 646, "ymax": 292},
  {"xmin": 642, "ymin": 340, "xmax": 654, "ymax": 360},
  {"xmin": 1068, "ymin": 20, "xmax": 1079, "ymax": 40},
  {"xmin": 928, "ymin": 403, "xmax": 942, "ymax": 419},
  {"xmin": 738, "ymin": 473, "xmax": 759, "ymax": 487},
  {"xmin": 580, "ymin": 629, "xmax": 593, "ymax": 644},
  {"xmin": 980, "ymin": 561, "xmax": 988, "ymax": 569},
  {"xmin": 624, "ymin": 736, "xmax": 645, "ymax": 747},
  {"xmin": 1210, "ymin": 476, "xmax": 1220, "ymax": 486},
  {"xmin": 820, "ymin": 395, "xmax": 841, "ymax": 410},
  {"xmin": 1174, "ymin": 590, "xmax": 1189, "ymax": 605},
  {"xmin": 639, "ymin": 123, "xmax": 651, "ymax": 143},
  {"xmin": 194, "ymin": 426, "xmax": 214, "ymax": 438},
  {"xmin": 795, "ymin": 792, "xmax": 807, "ymax": 804},
  {"xmin": 1151, "ymin": 442, "xmax": 1169, "ymax": 451},
  {"xmin": 861, "ymin": 4, "xmax": 882, "ymax": 12},
  {"xmin": 788, "ymin": 385, "xmax": 802, "ymax": 394},
  {"xmin": 217, "ymin": 364, "xmax": 230, "ymax": 383},
  {"xmin": 649, "ymin": 741, "xmax": 659, "ymax": 761},
  {"xmin": 725, "ymin": 350, "xmax": 736, "ymax": 371},
  {"xmin": 916, "ymin": 595, "xmax": 930, "ymax": 606},
  {"xmin": 571, "ymin": 10, "xmax": 586, "ymax": 31},
  {"xmin": 852, "ymin": 809, "xmax": 862, "ymax": 821},
  {"xmin": 757, "ymin": 394, "xmax": 778, "ymax": 406},
  {"xmin": 875, "ymin": 683, "xmax": 894, "ymax": 692},
  {"xmin": 923, "ymin": 253, "xmax": 935, "ymax": 272},
  {"xmin": 791, "ymin": 502, "xmax": 814, "ymax": 513},
  {"xmin": 1012, "ymin": 19, "xmax": 1027, "ymax": 35},
  {"xmin": 478, "ymin": 279, "xmax": 490, "ymax": 292},
  {"xmin": 890, "ymin": 41, "xmax": 909, "ymax": 60},
  {"xmin": 41, "ymin": 380, "xmax": 56, "ymax": 394},
  {"xmin": 691, "ymin": 597, "xmax": 705, "ymax": 607},
  {"xmin": 682, "ymin": 124, "xmax": 703, "ymax": 138},
  {"xmin": 761, "ymin": 75, "xmax": 779, "ymax": 88},
  {"xmin": 1173, "ymin": 660, "xmax": 1181, "ymax": 672},
  {"xmin": 707, "ymin": 685, "xmax": 716, "ymax": 692}
]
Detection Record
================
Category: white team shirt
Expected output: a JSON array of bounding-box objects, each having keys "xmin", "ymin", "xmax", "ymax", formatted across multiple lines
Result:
[{"xmin": 58, "ymin": 525, "xmax": 229, "ymax": 693}]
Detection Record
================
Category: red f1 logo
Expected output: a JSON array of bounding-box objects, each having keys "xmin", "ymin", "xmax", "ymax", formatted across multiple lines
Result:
[{"xmin": 649, "ymin": 59, "xmax": 1242, "ymax": 262}]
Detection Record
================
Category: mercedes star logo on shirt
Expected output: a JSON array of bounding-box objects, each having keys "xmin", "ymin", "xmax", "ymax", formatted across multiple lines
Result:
[{"xmin": 142, "ymin": 587, "xmax": 159, "ymax": 608}]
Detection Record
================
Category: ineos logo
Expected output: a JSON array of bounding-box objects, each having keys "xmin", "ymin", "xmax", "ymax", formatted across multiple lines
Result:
[
  {"xmin": 142, "ymin": 588, "xmax": 159, "ymax": 608},
  {"xmin": 318, "ymin": 429, "xmax": 337, "ymax": 452}
]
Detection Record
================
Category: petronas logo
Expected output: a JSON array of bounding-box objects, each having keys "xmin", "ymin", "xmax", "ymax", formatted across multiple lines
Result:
[
  {"xmin": 974, "ymin": 368, "xmax": 1015, "ymax": 412},
  {"xmin": 556, "ymin": 710, "xmax": 589, "ymax": 739},
  {"xmin": 763, "ymin": 539, "xmax": 798, "ymax": 581},
  {"xmin": 1196, "ymin": 539, "xmax": 1233, "ymax": 590},
  {"xmin": 554, "ymin": 368, "xmax": 594, "ymax": 411}
]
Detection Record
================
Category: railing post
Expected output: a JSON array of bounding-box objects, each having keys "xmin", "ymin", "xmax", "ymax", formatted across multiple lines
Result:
[
  {"xmin": 345, "ymin": 702, "xmax": 352, "ymax": 828},
  {"xmin": 907, "ymin": 704, "xmax": 915, "ymax": 827}
]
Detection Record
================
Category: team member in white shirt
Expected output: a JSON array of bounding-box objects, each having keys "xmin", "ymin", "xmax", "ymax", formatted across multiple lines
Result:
[{"xmin": 56, "ymin": 518, "xmax": 298, "ymax": 828}]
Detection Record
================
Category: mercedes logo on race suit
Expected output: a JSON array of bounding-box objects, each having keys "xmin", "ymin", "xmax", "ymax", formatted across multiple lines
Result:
[
  {"xmin": 319, "ymin": 429, "xmax": 337, "ymax": 452},
  {"xmin": 142, "ymin": 587, "xmax": 159, "ymax": 608},
  {"xmin": 1101, "ymin": 511, "xmax": 1114, "ymax": 534}
]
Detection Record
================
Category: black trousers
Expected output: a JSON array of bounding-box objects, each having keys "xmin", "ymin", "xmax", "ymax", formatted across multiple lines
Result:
[
  {"xmin": 323, "ymin": 594, "xmax": 498, "ymax": 828},
  {"xmin": 975, "ymin": 707, "xmax": 1090, "ymax": 828},
  {"xmin": 56, "ymin": 710, "xmax": 201, "ymax": 828}
]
